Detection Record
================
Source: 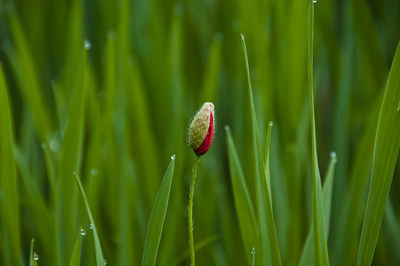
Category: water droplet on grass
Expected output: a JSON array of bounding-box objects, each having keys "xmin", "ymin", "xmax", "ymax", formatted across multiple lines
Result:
[
  {"xmin": 171, "ymin": 154, "xmax": 176, "ymax": 160},
  {"xmin": 80, "ymin": 228, "xmax": 86, "ymax": 236},
  {"xmin": 84, "ymin": 40, "xmax": 92, "ymax": 50},
  {"xmin": 269, "ymin": 121, "xmax": 274, "ymax": 127},
  {"xmin": 313, "ymin": 0, "xmax": 317, "ymax": 3},
  {"xmin": 34, "ymin": 253, "xmax": 39, "ymax": 261},
  {"xmin": 49, "ymin": 138, "xmax": 60, "ymax": 153},
  {"xmin": 250, "ymin": 247, "xmax": 255, "ymax": 255},
  {"xmin": 91, "ymin": 169, "xmax": 98, "ymax": 176},
  {"xmin": 89, "ymin": 223, "xmax": 94, "ymax": 230},
  {"xmin": 330, "ymin": 151, "xmax": 338, "ymax": 163}
]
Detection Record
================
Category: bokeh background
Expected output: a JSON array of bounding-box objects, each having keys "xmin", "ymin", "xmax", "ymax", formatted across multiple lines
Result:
[{"xmin": 0, "ymin": 0, "xmax": 399, "ymax": 265}]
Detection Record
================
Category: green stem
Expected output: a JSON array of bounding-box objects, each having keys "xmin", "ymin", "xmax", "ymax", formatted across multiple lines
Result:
[{"xmin": 188, "ymin": 156, "xmax": 200, "ymax": 266}]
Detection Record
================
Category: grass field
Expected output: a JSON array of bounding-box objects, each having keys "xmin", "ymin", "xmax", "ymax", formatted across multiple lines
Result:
[{"xmin": 0, "ymin": 0, "xmax": 400, "ymax": 265}]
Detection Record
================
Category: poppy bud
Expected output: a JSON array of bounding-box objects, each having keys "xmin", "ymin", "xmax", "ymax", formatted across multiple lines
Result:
[{"xmin": 189, "ymin": 102, "xmax": 215, "ymax": 155}]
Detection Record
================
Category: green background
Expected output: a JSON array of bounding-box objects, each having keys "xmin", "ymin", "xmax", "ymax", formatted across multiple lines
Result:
[{"xmin": 0, "ymin": 0, "xmax": 399, "ymax": 265}]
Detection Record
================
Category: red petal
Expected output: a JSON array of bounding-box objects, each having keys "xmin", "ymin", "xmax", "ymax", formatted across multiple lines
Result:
[{"xmin": 194, "ymin": 111, "xmax": 214, "ymax": 155}]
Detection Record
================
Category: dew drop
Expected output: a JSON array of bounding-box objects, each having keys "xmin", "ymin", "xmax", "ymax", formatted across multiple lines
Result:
[
  {"xmin": 170, "ymin": 154, "xmax": 176, "ymax": 160},
  {"xmin": 269, "ymin": 121, "xmax": 274, "ymax": 127},
  {"xmin": 89, "ymin": 223, "xmax": 94, "ymax": 230},
  {"xmin": 80, "ymin": 228, "xmax": 86, "ymax": 236},
  {"xmin": 250, "ymin": 247, "xmax": 255, "ymax": 255},
  {"xmin": 91, "ymin": 169, "xmax": 98, "ymax": 176},
  {"xmin": 330, "ymin": 151, "xmax": 338, "ymax": 163},
  {"xmin": 34, "ymin": 252, "xmax": 39, "ymax": 261},
  {"xmin": 49, "ymin": 138, "xmax": 60, "ymax": 153},
  {"xmin": 84, "ymin": 40, "xmax": 92, "ymax": 50},
  {"xmin": 313, "ymin": 0, "xmax": 317, "ymax": 3}
]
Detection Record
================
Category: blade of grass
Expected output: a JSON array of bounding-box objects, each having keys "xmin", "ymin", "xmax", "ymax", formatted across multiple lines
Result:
[
  {"xmin": 7, "ymin": 8, "xmax": 52, "ymax": 140},
  {"xmin": 141, "ymin": 156, "xmax": 175, "ymax": 266},
  {"xmin": 299, "ymin": 152, "xmax": 337, "ymax": 266},
  {"xmin": 241, "ymin": 34, "xmax": 282, "ymax": 266},
  {"xmin": 356, "ymin": 42, "xmax": 400, "ymax": 266},
  {"xmin": 29, "ymin": 239, "xmax": 34, "ymax": 266},
  {"xmin": 0, "ymin": 63, "xmax": 22, "ymax": 266},
  {"xmin": 307, "ymin": 2, "xmax": 329, "ymax": 265},
  {"xmin": 55, "ymin": 47, "xmax": 87, "ymax": 264},
  {"xmin": 74, "ymin": 173, "xmax": 106, "ymax": 266},
  {"xmin": 383, "ymin": 199, "xmax": 400, "ymax": 264},
  {"xmin": 68, "ymin": 228, "xmax": 83, "ymax": 266},
  {"xmin": 225, "ymin": 126, "xmax": 257, "ymax": 264}
]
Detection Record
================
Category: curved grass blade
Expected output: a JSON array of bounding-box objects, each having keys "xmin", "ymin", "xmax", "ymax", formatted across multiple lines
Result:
[
  {"xmin": 29, "ymin": 239, "xmax": 35, "ymax": 266},
  {"xmin": 141, "ymin": 156, "xmax": 175, "ymax": 266},
  {"xmin": 299, "ymin": 152, "xmax": 337, "ymax": 266},
  {"xmin": 241, "ymin": 34, "xmax": 282, "ymax": 266},
  {"xmin": 0, "ymin": 63, "xmax": 22, "ymax": 266},
  {"xmin": 356, "ymin": 42, "xmax": 400, "ymax": 266},
  {"xmin": 68, "ymin": 228, "xmax": 83, "ymax": 266},
  {"xmin": 74, "ymin": 173, "xmax": 105, "ymax": 266},
  {"xmin": 7, "ymin": 8, "xmax": 52, "ymax": 140},
  {"xmin": 225, "ymin": 126, "xmax": 257, "ymax": 263},
  {"xmin": 307, "ymin": 2, "xmax": 329, "ymax": 265}
]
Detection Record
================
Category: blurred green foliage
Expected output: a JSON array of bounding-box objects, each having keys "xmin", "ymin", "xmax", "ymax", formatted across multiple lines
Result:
[{"xmin": 0, "ymin": 0, "xmax": 399, "ymax": 265}]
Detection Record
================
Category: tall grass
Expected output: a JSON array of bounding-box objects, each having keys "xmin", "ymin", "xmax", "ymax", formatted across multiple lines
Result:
[{"xmin": 0, "ymin": 0, "xmax": 399, "ymax": 265}]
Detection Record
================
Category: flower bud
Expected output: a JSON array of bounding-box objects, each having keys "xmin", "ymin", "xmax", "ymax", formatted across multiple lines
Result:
[{"xmin": 189, "ymin": 102, "xmax": 215, "ymax": 155}]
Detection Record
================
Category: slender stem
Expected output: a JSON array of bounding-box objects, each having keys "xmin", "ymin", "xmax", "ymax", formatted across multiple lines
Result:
[{"xmin": 188, "ymin": 156, "xmax": 200, "ymax": 266}]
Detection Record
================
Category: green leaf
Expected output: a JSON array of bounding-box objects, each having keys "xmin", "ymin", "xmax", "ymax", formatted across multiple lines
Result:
[
  {"xmin": 241, "ymin": 34, "xmax": 282, "ymax": 266},
  {"xmin": 225, "ymin": 126, "xmax": 257, "ymax": 263},
  {"xmin": 55, "ymin": 46, "xmax": 88, "ymax": 264},
  {"xmin": 383, "ymin": 199, "xmax": 400, "ymax": 264},
  {"xmin": 307, "ymin": 2, "xmax": 329, "ymax": 266},
  {"xmin": 29, "ymin": 239, "xmax": 35, "ymax": 266},
  {"xmin": 7, "ymin": 9, "xmax": 52, "ymax": 140},
  {"xmin": 356, "ymin": 42, "xmax": 400, "ymax": 266},
  {"xmin": 68, "ymin": 228, "xmax": 83, "ymax": 266},
  {"xmin": 299, "ymin": 152, "xmax": 337, "ymax": 266},
  {"xmin": 74, "ymin": 173, "xmax": 106, "ymax": 266},
  {"xmin": 0, "ymin": 62, "xmax": 22, "ymax": 266},
  {"xmin": 141, "ymin": 156, "xmax": 175, "ymax": 266}
]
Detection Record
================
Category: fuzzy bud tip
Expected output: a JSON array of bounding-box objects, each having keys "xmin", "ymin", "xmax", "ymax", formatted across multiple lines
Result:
[{"xmin": 189, "ymin": 102, "xmax": 215, "ymax": 155}]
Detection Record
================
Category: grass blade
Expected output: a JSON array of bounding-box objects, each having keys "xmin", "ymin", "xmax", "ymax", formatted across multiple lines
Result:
[
  {"xmin": 29, "ymin": 239, "xmax": 35, "ymax": 266},
  {"xmin": 225, "ymin": 126, "xmax": 257, "ymax": 263},
  {"xmin": 74, "ymin": 173, "xmax": 106, "ymax": 266},
  {"xmin": 56, "ymin": 48, "xmax": 87, "ymax": 264},
  {"xmin": 141, "ymin": 156, "xmax": 175, "ymax": 266},
  {"xmin": 68, "ymin": 228, "xmax": 83, "ymax": 266},
  {"xmin": 0, "ymin": 63, "xmax": 22, "ymax": 266},
  {"xmin": 356, "ymin": 42, "xmax": 400, "ymax": 266},
  {"xmin": 241, "ymin": 34, "xmax": 282, "ymax": 266},
  {"xmin": 299, "ymin": 152, "xmax": 337, "ymax": 266},
  {"xmin": 7, "ymin": 9, "xmax": 52, "ymax": 140},
  {"xmin": 307, "ymin": 2, "xmax": 329, "ymax": 265}
]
